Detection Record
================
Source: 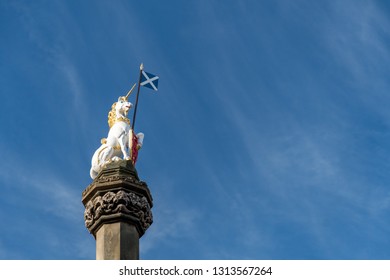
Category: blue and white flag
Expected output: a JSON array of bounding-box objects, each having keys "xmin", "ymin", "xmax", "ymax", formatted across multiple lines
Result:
[{"xmin": 140, "ymin": 70, "xmax": 159, "ymax": 91}]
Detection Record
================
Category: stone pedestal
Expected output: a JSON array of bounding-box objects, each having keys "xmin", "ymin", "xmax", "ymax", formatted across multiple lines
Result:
[{"xmin": 82, "ymin": 160, "xmax": 153, "ymax": 260}]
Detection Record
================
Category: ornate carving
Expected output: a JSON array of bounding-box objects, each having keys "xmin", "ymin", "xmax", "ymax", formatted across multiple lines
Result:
[
  {"xmin": 95, "ymin": 174, "xmax": 138, "ymax": 184},
  {"xmin": 82, "ymin": 171, "xmax": 144, "ymax": 198},
  {"xmin": 84, "ymin": 189, "xmax": 153, "ymax": 234}
]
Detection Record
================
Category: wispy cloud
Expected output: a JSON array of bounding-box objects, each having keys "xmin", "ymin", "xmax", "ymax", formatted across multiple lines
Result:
[
  {"xmin": 141, "ymin": 206, "xmax": 199, "ymax": 254},
  {"xmin": 321, "ymin": 1, "xmax": 390, "ymax": 88},
  {"xmin": 0, "ymin": 144, "xmax": 94, "ymax": 259},
  {"xmin": 8, "ymin": 1, "xmax": 90, "ymax": 132},
  {"xmin": 180, "ymin": 1, "xmax": 390, "ymax": 258},
  {"xmin": 140, "ymin": 176, "xmax": 201, "ymax": 258},
  {"xmin": 0, "ymin": 148, "xmax": 82, "ymax": 223}
]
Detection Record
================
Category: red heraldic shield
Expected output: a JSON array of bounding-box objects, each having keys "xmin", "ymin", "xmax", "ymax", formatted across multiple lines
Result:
[{"xmin": 131, "ymin": 132, "xmax": 139, "ymax": 165}]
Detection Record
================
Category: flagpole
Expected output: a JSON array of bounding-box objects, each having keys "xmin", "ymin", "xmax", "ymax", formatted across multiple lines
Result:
[{"xmin": 132, "ymin": 63, "xmax": 144, "ymax": 131}]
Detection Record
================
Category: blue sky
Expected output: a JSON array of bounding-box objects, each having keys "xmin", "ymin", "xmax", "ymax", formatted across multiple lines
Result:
[{"xmin": 2, "ymin": 0, "xmax": 390, "ymax": 259}]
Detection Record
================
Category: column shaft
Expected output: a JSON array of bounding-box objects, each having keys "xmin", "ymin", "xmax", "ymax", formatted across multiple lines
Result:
[{"xmin": 96, "ymin": 222, "xmax": 139, "ymax": 260}]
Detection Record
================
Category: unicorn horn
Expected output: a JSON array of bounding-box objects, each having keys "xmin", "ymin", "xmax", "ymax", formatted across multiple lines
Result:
[{"xmin": 125, "ymin": 83, "xmax": 137, "ymax": 100}]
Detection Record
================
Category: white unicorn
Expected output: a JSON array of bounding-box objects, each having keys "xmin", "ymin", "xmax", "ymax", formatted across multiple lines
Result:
[{"xmin": 90, "ymin": 86, "xmax": 144, "ymax": 179}]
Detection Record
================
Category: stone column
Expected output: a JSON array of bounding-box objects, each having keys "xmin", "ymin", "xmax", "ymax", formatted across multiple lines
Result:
[{"xmin": 82, "ymin": 160, "xmax": 153, "ymax": 260}]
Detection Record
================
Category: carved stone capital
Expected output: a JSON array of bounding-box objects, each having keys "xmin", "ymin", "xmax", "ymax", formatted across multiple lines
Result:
[{"xmin": 82, "ymin": 160, "xmax": 153, "ymax": 237}]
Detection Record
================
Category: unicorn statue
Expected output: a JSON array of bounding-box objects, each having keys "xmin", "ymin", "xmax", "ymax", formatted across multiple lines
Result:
[{"xmin": 90, "ymin": 84, "xmax": 144, "ymax": 179}]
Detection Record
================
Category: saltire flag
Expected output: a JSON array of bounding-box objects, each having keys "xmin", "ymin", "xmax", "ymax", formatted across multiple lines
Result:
[{"xmin": 140, "ymin": 70, "xmax": 159, "ymax": 91}]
